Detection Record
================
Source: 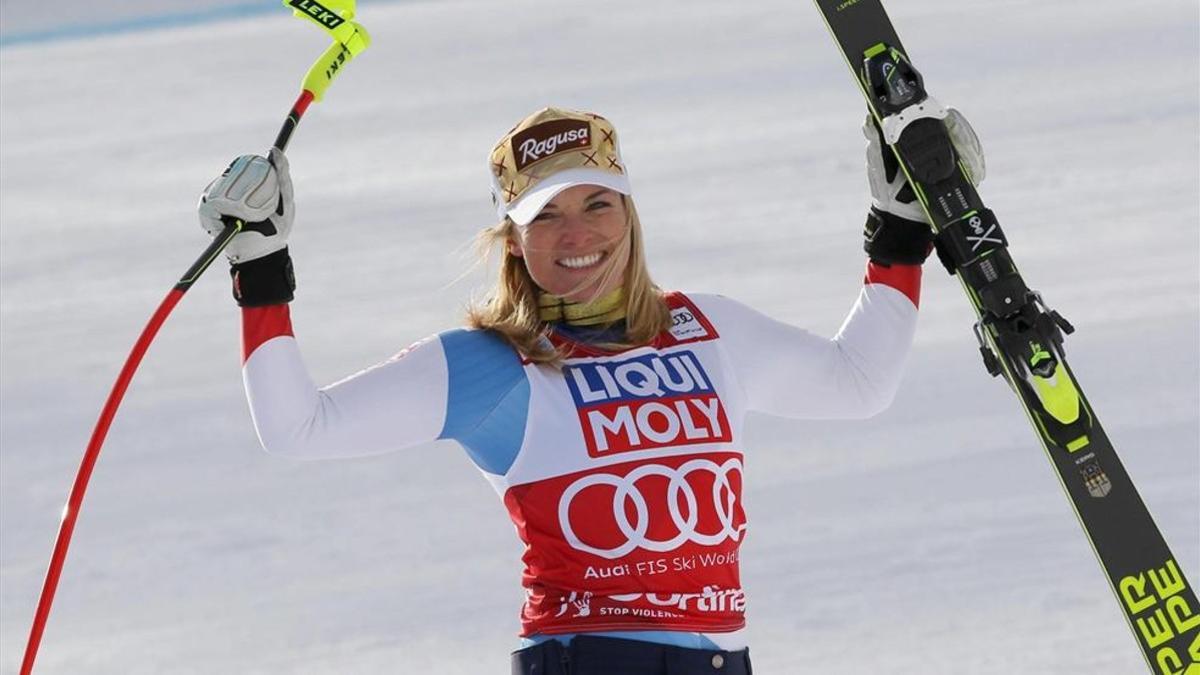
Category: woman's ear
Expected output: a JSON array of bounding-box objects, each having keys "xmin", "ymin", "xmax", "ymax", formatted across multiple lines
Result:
[{"xmin": 507, "ymin": 234, "xmax": 524, "ymax": 258}]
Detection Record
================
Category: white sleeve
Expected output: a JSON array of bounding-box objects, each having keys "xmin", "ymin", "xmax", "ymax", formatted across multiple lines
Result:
[
  {"xmin": 243, "ymin": 334, "xmax": 449, "ymax": 460},
  {"xmin": 690, "ymin": 279, "xmax": 919, "ymax": 420}
]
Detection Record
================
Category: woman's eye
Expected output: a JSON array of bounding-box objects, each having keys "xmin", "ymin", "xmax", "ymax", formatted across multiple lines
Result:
[
  {"xmin": 532, "ymin": 211, "xmax": 559, "ymax": 222},
  {"xmin": 586, "ymin": 201, "xmax": 612, "ymax": 211}
]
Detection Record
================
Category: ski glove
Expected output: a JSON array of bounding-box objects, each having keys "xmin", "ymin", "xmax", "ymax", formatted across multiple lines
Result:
[
  {"xmin": 199, "ymin": 148, "xmax": 295, "ymax": 263},
  {"xmin": 862, "ymin": 108, "xmax": 985, "ymax": 266},
  {"xmin": 198, "ymin": 149, "xmax": 296, "ymax": 306}
]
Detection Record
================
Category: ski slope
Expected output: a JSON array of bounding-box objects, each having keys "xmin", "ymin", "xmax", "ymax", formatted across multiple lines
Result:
[{"xmin": 1, "ymin": 0, "xmax": 1197, "ymax": 672}]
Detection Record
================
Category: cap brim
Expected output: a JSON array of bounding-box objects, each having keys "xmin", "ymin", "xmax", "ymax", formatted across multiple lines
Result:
[{"xmin": 506, "ymin": 168, "xmax": 632, "ymax": 226}]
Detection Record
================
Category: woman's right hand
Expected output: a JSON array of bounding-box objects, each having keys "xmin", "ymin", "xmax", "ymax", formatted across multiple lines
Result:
[{"xmin": 198, "ymin": 147, "xmax": 294, "ymax": 264}]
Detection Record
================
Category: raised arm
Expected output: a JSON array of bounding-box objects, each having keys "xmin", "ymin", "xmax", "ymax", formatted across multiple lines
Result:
[
  {"xmin": 700, "ymin": 108, "xmax": 986, "ymax": 419},
  {"xmin": 197, "ymin": 150, "xmax": 528, "ymax": 469},
  {"xmin": 240, "ymin": 306, "xmax": 450, "ymax": 459},
  {"xmin": 240, "ymin": 309, "xmax": 528, "ymax": 467},
  {"xmin": 692, "ymin": 264, "xmax": 920, "ymax": 420}
]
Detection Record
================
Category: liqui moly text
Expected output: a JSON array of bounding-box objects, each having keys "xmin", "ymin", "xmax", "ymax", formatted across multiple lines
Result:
[{"xmin": 564, "ymin": 350, "xmax": 731, "ymax": 457}]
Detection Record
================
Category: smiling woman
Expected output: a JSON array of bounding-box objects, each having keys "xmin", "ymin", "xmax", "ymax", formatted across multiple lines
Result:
[
  {"xmin": 193, "ymin": 103, "xmax": 967, "ymax": 674},
  {"xmin": 515, "ymin": 185, "xmax": 629, "ymax": 296},
  {"xmin": 468, "ymin": 108, "xmax": 671, "ymax": 362}
]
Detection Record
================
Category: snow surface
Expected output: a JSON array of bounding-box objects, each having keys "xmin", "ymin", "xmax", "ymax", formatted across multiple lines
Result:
[{"xmin": 1, "ymin": 0, "xmax": 1197, "ymax": 672}]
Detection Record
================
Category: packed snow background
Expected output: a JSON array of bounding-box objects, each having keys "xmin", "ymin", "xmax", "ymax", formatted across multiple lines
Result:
[{"xmin": 1, "ymin": 0, "xmax": 1197, "ymax": 672}]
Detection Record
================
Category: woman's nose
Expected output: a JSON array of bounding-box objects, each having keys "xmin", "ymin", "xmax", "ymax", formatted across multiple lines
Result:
[{"xmin": 554, "ymin": 212, "xmax": 591, "ymax": 246}]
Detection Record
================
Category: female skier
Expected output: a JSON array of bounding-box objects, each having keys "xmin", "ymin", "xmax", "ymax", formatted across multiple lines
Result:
[{"xmin": 198, "ymin": 106, "xmax": 982, "ymax": 674}]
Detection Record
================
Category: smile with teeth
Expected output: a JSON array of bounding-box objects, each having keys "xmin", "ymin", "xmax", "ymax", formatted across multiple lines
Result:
[{"xmin": 556, "ymin": 251, "xmax": 607, "ymax": 269}]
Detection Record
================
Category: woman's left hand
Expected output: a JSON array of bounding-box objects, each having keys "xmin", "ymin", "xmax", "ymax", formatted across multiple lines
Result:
[{"xmin": 861, "ymin": 108, "xmax": 985, "ymax": 265}]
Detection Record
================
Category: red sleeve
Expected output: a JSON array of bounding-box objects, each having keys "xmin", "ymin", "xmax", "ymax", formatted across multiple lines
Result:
[
  {"xmin": 242, "ymin": 305, "xmax": 294, "ymax": 363},
  {"xmin": 864, "ymin": 261, "xmax": 922, "ymax": 307}
]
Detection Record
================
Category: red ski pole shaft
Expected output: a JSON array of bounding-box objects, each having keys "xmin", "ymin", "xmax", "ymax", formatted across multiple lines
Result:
[{"xmin": 20, "ymin": 91, "xmax": 313, "ymax": 675}]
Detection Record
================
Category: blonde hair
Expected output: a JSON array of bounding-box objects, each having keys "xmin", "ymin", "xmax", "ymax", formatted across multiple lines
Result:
[{"xmin": 466, "ymin": 196, "xmax": 671, "ymax": 364}]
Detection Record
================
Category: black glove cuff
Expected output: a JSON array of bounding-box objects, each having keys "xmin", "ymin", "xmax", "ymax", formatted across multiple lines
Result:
[
  {"xmin": 863, "ymin": 208, "xmax": 934, "ymax": 266},
  {"xmin": 231, "ymin": 247, "xmax": 295, "ymax": 307}
]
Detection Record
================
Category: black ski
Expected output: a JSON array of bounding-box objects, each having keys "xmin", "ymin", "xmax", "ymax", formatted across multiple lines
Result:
[{"xmin": 812, "ymin": 1, "xmax": 1200, "ymax": 672}]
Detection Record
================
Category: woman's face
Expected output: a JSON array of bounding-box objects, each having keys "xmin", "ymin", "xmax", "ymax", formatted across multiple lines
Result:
[{"xmin": 509, "ymin": 184, "xmax": 630, "ymax": 303}]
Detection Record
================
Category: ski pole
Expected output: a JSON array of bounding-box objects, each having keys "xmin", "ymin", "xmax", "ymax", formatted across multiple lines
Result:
[{"xmin": 20, "ymin": 3, "xmax": 369, "ymax": 673}]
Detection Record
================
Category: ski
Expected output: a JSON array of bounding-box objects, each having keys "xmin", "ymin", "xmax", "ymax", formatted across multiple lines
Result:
[{"xmin": 811, "ymin": 1, "xmax": 1199, "ymax": 672}]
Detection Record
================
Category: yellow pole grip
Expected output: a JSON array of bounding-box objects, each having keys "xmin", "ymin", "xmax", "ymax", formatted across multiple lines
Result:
[{"xmin": 300, "ymin": 21, "xmax": 370, "ymax": 102}]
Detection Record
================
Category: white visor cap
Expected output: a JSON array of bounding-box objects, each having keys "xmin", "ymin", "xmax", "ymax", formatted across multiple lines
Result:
[{"xmin": 504, "ymin": 168, "xmax": 632, "ymax": 227}]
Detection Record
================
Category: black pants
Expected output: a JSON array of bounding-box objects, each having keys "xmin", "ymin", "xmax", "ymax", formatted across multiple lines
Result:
[{"xmin": 511, "ymin": 635, "xmax": 752, "ymax": 675}]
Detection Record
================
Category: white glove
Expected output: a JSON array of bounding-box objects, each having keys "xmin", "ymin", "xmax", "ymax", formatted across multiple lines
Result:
[
  {"xmin": 864, "ymin": 107, "xmax": 986, "ymax": 223},
  {"xmin": 199, "ymin": 147, "xmax": 294, "ymax": 264}
]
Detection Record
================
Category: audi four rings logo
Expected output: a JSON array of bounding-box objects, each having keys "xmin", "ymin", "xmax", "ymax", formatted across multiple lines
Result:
[
  {"xmin": 669, "ymin": 308, "xmax": 708, "ymax": 340},
  {"xmin": 558, "ymin": 457, "xmax": 746, "ymax": 560},
  {"xmin": 564, "ymin": 350, "xmax": 731, "ymax": 457}
]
